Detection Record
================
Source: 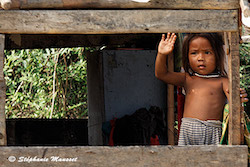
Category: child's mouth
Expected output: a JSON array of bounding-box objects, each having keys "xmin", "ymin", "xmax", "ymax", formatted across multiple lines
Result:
[{"xmin": 198, "ymin": 65, "xmax": 206, "ymax": 69}]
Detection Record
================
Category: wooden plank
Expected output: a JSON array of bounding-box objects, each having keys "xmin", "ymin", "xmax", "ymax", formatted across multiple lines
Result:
[
  {"xmin": 167, "ymin": 52, "xmax": 175, "ymax": 145},
  {"xmin": 0, "ymin": 146, "xmax": 247, "ymax": 167},
  {"xmin": 0, "ymin": 0, "xmax": 239, "ymax": 10},
  {"xmin": 228, "ymin": 32, "xmax": 242, "ymax": 145},
  {"xmin": 0, "ymin": 34, "xmax": 6, "ymax": 146},
  {"xmin": 5, "ymin": 34, "xmax": 161, "ymax": 49},
  {"xmin": 0, "ymin": 10, "xmax": 238, "ymax": 34},
  {"xmin": 87, "ymin": 51, "xmax": 104, "ymax": 146}
]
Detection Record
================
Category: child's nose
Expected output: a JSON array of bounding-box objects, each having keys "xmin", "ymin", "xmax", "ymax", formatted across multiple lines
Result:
[{"xmin": 197, "ymin": 53, "xmax": 204, "ymax": 61}]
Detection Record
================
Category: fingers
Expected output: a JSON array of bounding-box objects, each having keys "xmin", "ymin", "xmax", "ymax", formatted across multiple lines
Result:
[
  {"xmin": 161, "ymin": 33, "xmax": 176, "ymax": 42},
  {"xmin": 170, "ymin": 33, "xmax": 177, "ymax": 44},
  {"xmin": 240, "ymin": 88, "xmax": 249, "ymax": 103},
  {"xmin": 161, "ymin": 34, "xmax": 165, "ymax": 41},
  {"xmin": 167, "ymin": 33, "xmax": 171, "ymax": 40},
  {"xmin": 226, "ymin": 88, "xmax": 248, "ymax": 103},
  {"xmin": 240, "ymin": 92, "xmax": 247, "ymax": 98},
  {"xmin": 227, "ymin": 88, "xmax": 246, "ymax": 95},
  {"xmin": 240, "ymin": 93, "xmax": 248, "ymax": 102},
  {"xmin": 241, "ymin": 98, "xmax": 249, "ymax": 103},
  {"xmin": 240, "ymin": 88, "xmax": 246, "ymax": 94}
]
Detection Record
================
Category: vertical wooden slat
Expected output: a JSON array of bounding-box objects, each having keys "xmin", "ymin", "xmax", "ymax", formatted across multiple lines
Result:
[
  {"xmin": 167, "ymin": 53, "xmax": 175, "ymax": 145},
  {"xmin": 87, "ymin": 51, "xmax": 104, "ymax": 146},
  {"xmin": 0, "ymin": 34, "xmax": 7, "ymax": 145},
  {"xmin": 228, "ymin": 32, "xmax": 242, "ymax": 145}
]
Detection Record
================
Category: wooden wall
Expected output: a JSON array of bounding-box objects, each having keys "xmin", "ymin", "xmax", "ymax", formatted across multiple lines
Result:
[{"xmin": 0, "ymin": 146, "xmax": 247, "ymax": 167}]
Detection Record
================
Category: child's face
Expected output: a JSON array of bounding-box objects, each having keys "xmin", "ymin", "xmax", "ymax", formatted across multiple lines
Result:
[{"xmin": 188, "ymin": 37, "xmax": 216, "ymax": 75}]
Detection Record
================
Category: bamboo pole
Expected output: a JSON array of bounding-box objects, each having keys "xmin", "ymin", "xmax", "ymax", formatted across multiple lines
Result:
[{"xmin": 50, "ymin": 53, "xmax": 59, "ymax": 119}]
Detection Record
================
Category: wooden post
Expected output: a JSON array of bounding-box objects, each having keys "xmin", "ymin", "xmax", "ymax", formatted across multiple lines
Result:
[
  {"xmin": 167, "ymin": 53, "xmax": 175, "ymax": 145},
  {"xmin": 228, "ymin": 32, "xmax": 243, "ymax": 145},
  {"xmin": 87, "ymin": 51, "xmax": 105, "ymax": 146},
  {"xmin": 0, "ymin": 34, "xmax": 7, "ymax": 146}
]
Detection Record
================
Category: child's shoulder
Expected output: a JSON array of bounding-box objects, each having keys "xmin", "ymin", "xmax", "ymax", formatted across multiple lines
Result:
[{"xmin": 220, "ymin": 76, "xmax": 228, "ymax": 82}]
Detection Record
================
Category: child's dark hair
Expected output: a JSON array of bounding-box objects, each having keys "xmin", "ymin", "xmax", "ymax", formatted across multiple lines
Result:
[{"xmin": 182, "ymin": 33, "xmax": 227, "ymax": 77}]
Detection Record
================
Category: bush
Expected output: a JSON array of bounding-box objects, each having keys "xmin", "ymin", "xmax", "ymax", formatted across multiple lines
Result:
[{"xmin": 4, "ymin": 48, "xmax": 88, "ymax": 119}]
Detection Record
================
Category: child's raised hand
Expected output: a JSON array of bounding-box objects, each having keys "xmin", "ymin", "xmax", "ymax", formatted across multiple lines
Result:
[{"xmin": 158, "ymin": 33, "xmax": 177, "ymax": 56}]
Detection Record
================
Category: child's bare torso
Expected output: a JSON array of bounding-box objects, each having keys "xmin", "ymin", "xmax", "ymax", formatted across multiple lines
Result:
[{"xmin": 183, "ymin": 74, "xmax": 227, "ymax": 121}]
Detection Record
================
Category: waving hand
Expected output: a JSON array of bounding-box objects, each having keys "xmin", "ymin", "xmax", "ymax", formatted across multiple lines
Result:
[{"xmin": 158, "ymin": 33, "xmax": 177, "ymax": 56}]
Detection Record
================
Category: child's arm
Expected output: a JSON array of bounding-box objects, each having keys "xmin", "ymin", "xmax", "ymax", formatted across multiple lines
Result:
[{"xmin": 155, "ymin": 33, "xmax": 185, "ymax": 87}]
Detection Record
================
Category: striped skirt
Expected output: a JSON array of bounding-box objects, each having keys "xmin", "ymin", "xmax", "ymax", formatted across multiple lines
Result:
[{"xmin": 178, "ymin": 117, "xmax": 222, "ymax": 146}]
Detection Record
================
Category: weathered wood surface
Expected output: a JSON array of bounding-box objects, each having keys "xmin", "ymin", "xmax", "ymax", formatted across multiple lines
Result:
[
  {"xmin": 228, "ymin": 32, "xmax": 242, "ymax": 145},
  {"xmin": 87, "ymin": 51, "xmax": 104, "ymax": 146},
  {"xmin": 0, "ymin": 10, "xmax": 238, "ymax": 34},
  {"xmin": 0, "ymin": 146, "xmax": 247, "ymax": 167},
  {"xmin": 0, "ymin": 0, "xmax": 239, "ymax": 10},
  {"xmin": 167, "ymin": 53, "xmax": 175, "ymax": 145},
  {"xmin": 5, "ymin": 34, "xmax": 161, "ymax": 49},
  {"xmin": 0, "ymin": 34, "xmax": 6, "ymax": 146}
]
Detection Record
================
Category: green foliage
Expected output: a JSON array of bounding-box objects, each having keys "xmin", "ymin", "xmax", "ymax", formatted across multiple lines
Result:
[
  {"xmin": 240, "ymin": 43, "xmax": 250, "ymax": 111},
  {"xmin": 4, "ymin": 48, "xmax": 87, "ymax": 119}
]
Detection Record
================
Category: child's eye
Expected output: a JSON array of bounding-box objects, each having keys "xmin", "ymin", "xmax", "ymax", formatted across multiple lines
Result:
[
  {"xmin": 190, "ymin": 52, "xmax": 196, "ymax": 55},
  {"xmin": 205, "ymin": 51, "xmax": 212, "ymax": 54}
]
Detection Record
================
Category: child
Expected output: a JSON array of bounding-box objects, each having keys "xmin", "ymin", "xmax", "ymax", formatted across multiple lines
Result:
[{"xmin": 155, "ymin": 33, "xmax": 248, "ymax": 145}]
